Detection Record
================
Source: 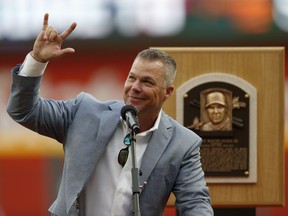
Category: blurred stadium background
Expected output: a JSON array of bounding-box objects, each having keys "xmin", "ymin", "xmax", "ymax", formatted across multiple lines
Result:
[{"xmin": 0, "ymin": 0, "xmax": 287, "ymax": 215}]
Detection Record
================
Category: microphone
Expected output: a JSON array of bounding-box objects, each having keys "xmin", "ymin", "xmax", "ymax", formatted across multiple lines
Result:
[{"xmin": 121, "ymin": 105, "xmax": 140, "ymax": 133}]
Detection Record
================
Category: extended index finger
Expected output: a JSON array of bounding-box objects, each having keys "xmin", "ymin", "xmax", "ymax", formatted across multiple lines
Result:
[
  {"xmin": 42, "ymin": 13, "xmax": 49, "ymax": 31},
  {"xmin": 60, "ymin": 22, "xmax": 77, "ymax": 40}
]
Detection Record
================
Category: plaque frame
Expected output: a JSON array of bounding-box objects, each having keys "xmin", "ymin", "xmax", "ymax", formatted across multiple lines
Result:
[{"xmin": 154, "ymin": 47, "xmax": 285, "ymax": 207}]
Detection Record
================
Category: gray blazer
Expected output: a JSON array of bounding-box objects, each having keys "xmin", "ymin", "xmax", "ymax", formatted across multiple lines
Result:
[{"xmin": 7, "ymin": 66, "xmax": 213, "ymax": 216}]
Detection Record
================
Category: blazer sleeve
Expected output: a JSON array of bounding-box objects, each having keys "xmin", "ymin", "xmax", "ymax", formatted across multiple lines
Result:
[
  {"xmin": 173, "ymin": 134, "xmax": 214, "ymax": 216},
  {"xmin": 6, "ymin": 65, "xmax": 83, "ymax": 143}
]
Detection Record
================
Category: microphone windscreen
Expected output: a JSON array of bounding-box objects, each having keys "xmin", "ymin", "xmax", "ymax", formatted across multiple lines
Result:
[{"xmin": 121, "ymin": 105, "xmax": 137, "ymax": 120}]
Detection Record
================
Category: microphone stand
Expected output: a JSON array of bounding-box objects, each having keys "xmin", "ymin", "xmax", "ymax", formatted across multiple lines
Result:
[{"xmin": 129, "ymin": 130, "xmax": 141, "ymax": 216}]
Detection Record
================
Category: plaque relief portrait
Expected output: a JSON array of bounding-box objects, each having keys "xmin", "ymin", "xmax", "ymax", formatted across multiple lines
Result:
[{"xmin": 201, "ymin": 89, "xmax": 232, "ymax": 132}]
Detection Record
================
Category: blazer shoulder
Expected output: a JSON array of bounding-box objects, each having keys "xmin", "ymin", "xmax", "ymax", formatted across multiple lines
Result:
[
  {"xmin": 166, "ymin": 114, "xmax": 202, "ymax": 146},
  {"xmin": 75, "ymin": 92, "xmax": 124, "ymax": 113}
]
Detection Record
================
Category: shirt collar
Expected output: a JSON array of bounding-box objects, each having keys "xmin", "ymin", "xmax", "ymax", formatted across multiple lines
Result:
[{"xmin": 121, "ymin": 110, "xmax": 162, "ymax": 136}]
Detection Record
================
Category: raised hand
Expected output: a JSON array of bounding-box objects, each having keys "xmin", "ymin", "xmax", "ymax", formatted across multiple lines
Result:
[{"xmin": 32, "ymin": 13, "xmax": 77, "ymax": 63}]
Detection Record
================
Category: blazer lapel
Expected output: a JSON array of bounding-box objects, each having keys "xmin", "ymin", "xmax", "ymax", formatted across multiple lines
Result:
[
  {"xmin": 139, "ymin": 113, "xmax": 172, "ymax": 190},
  {"xmin": 66, "ymin": 102, "xmax": 124, "ymax": 212},
  {"xmin": 84, "ymin": 102, "xmax": 124, "ymax": 177}
]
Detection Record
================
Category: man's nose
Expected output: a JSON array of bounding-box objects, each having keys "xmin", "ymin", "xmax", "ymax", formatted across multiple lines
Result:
[{"xmin": 131, "ymin": 81, "xmax": 141, "ymax": 91}]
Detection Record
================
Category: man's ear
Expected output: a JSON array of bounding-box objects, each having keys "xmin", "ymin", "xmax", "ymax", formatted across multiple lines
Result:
[{"xmin": 164, "ymin": 85, "xmax": 174, "ymax": 100}]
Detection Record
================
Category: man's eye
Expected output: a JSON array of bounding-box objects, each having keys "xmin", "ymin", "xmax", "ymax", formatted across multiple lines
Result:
[{"xmin": 144, "ymin": 80, "xmax": 154, "ymax": 86}]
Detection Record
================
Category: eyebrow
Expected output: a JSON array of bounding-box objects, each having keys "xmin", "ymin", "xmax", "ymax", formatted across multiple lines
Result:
[{"xmin": 129, "ymin": 72, "xmax": 155, "ymax": 81}]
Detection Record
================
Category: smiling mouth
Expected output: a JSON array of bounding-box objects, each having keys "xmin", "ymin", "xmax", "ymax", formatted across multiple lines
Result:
[{"xmin": 129, "ymin": 96, "xmax": 144, "ymax": 100}]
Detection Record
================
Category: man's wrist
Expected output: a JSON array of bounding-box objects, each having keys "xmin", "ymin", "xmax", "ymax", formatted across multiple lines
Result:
[
  {"xmin": 31, "ymin": 51, "xmax": 48, "ymax": 63},
  {"xmin": 18, "ymin": 52, "xmax": 48, "ymax": 77}
]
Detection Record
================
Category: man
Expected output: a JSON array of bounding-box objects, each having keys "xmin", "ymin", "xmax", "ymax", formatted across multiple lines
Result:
[
  {"xmin": 202, "ymin": 91, "xmax": 232, "ymax": 131},
  {"xmin": 7, "ymin": 13, "xmax": 213, "ymax": 216}
]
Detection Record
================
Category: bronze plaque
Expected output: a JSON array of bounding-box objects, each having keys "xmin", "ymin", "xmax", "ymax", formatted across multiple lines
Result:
[
  {"xmin": 176, "ymin": 73, "xmax": 257, "ymax": 183},
  {"xmin": 184, "ymin": 82, "xmax": 249, "ymax": 177}
]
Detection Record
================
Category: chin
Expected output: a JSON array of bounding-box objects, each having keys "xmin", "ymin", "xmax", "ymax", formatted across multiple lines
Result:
[
  {"xmin": 132, "ymin": 105, "xmax": 144, "ymax": 114},
  {"xmin": 126, "ymin": 100, "xmax": 140, "ymax": 109},
  {"xmin": 132, "ymin": 105, "xmax": 141, "ymax": 112}
]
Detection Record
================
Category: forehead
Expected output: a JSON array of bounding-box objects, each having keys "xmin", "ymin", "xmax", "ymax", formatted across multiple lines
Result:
[{"xmin": 130, "ymin": 59, "xmax": 165, "ymax": 76}]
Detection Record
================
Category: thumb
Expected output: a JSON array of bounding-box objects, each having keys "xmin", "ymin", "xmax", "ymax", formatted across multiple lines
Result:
[{"xmin": 59, "ymin": 47, "xmax": 76, "ymax": 56}]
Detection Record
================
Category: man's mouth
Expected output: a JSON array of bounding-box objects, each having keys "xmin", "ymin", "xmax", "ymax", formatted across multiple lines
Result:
[{"xmin": 129, "ymin": 95, "xmax": 143, "ymax": 101}]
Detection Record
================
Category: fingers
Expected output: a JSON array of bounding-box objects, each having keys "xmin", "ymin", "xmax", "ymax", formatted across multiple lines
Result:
[
  {"xmin": 42, "ymin": 13, "xmax": 49, "ymax": 31},
  {"xmin": 42, "ymin": 15, "xmax": 76, "ymax": 43},
  {"xmin": 43, "ymin": 23, "xmax": 76, "ymax": 43},
  {"xmin": 44, "ymin": 26, "xmax": 58, "ymax": 43},
  {"xmin": 42, "ymin": 13, "xmax": 52, "ymax": 41},
  {"xmin": 60, "ymin": 22, "xmax": 77, "ymax": 41}
]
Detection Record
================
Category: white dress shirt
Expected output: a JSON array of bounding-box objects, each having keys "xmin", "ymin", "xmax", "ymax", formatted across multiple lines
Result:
[{"xmin": 85, "ymin": 118, "xmax": 160, "ymax": 216}]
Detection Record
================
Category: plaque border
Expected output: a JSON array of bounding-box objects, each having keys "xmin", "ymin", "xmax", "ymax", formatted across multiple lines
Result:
[{"xmin": 176, "ymin": 72, "xmax": 257, "ymax": 183}]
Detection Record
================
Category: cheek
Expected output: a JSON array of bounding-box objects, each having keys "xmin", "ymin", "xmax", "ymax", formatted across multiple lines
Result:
[
  {"xmin": 123, "ymin": 82, "xmax": 131, "ymax": 93},
  {"xmin": 154, "ymin": 91, "xmax": 165, "ymax": 102}
]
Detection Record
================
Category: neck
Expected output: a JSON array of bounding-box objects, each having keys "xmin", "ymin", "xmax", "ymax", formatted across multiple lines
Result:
[{"xmin": 138, "ymin": 113, "xmax": 159, "ymax": 133}]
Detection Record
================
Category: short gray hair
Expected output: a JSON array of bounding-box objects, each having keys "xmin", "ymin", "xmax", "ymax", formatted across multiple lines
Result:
[{"xmin": 136, "ymin": 49, "xmax": 177, "ymax": 87}]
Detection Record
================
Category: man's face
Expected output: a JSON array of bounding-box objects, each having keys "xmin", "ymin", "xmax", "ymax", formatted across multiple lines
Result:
[{"xmin": 123, "ymin": 58, "xmax": 173, "ymax": 119}]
